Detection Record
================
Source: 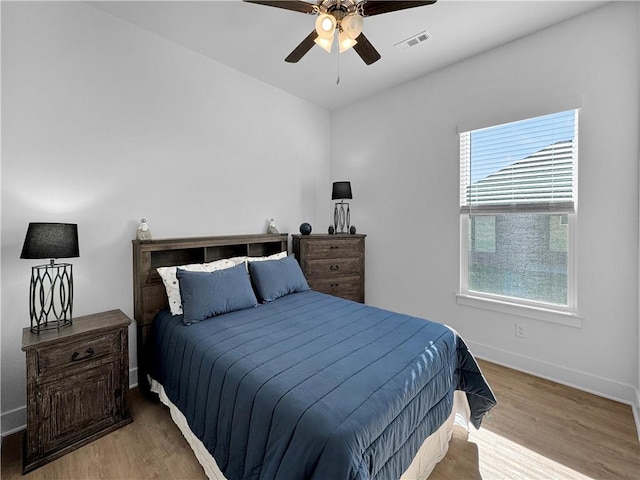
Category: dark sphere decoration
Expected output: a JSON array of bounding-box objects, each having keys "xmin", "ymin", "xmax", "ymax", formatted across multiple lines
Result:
[
  {"xmin": 350, "ymin": 225, "xmax": 357, "ymax": 234},
  {"xmin": 328, "ymin": 225, "xmax": 335, "ymax": 234},
  {"xmin": 299, "ymin": 222, "xmax": 312, "ymax": 235}
]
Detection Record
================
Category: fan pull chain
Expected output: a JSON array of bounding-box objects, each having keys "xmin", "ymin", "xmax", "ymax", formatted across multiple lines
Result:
[{"xmin": 336, "ymin": 51, "xmax": 341, "ymax": 85}]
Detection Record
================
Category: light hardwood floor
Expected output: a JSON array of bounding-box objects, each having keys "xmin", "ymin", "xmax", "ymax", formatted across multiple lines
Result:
[{"xmin": 2, "ymin": 360, "xmax": 638, "ymax": 479}]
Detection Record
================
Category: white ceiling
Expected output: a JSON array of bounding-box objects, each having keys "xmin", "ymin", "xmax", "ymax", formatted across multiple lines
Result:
[{"xmin": 89, "ymin": 0, "xmax": 609, "ymax": 110}]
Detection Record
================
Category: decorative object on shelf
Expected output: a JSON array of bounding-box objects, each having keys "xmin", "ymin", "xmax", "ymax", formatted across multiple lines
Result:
[
  {"xmin": 267, "ymin": 218, "xmax": 280, "ymax": 234},
  {"xmin": 299, "ymin": 223, "xmax": 312, "ymax": 235},
  {"xmin": 350, "ymin": 225, "xmax": 357, "ymax": 234},
  {"xmin": 136, "ymin": 218, "xmax": 152, "ymax": 240},
  {"xmin": 332, "ymin": 181, "xmax": 352, "ymax": 234},
  {"xmin": 20, "ymin": 223, "xmax": 79, "ymax": 333},
  {"xmin": 328, "ymin": 225, "xmax": 335, "ymax": 234}
]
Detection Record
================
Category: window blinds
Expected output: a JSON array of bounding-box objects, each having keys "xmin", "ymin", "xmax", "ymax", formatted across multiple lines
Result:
[{"xmin": 460, "ymin": 110, "xmax": 578, "ymax": 214}]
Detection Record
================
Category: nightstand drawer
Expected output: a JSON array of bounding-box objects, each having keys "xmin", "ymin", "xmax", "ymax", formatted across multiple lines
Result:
[
  {"xmin": 37, "ymin": 331, "xmax": 121, "ymax": 376},
  {"xmin": 305, "ymin": 257, "xmax": 362, "ymax": 277},
  {"xmin": 304, "ymin": 239, "xmax": 362, "ymax": 259}
]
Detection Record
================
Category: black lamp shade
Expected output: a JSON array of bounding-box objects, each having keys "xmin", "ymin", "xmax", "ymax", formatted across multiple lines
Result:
[
  {"xmin": 20, "ymin": 223, "xmax": 79, "ymax": 260},
  {"xmin": 332, "ymin": 181, "xmax": 353, "ymax": 200}
]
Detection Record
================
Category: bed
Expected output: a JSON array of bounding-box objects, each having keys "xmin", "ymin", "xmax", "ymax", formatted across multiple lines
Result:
[{"xmin": 132, "ymin": 234, "xmax": 495, "ymax": 480}]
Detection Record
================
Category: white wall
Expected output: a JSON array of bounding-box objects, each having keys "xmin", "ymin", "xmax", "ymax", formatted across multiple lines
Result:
[
  {"xmin": 331, "ymin": 3, "xmax": 639, "ymax": 406},
  {"xmin": 637, "ymin": 0, "xmax": 640, "ymax": 433},
  {"xmin": 1, "ymin": 2, "xmax": 330, "ymax": 434}
]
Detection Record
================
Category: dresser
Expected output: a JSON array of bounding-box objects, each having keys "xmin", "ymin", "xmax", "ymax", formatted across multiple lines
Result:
[
  {"xmin": 22, "ymin": 309, "xmax": 132, "ymax": 473},
  {"xmin": 292, "ymin": 234, "xmax": 365, "ymax": 303}
]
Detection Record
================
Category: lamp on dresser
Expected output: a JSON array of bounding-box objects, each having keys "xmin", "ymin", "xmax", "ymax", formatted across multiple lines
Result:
[
  {"xmin": 332, "ymin": 181, "xmax": 352, "ymax": 234},
  {"xmin": 20, "ymin": 222, "xmax": 79, "ymax": 333}
]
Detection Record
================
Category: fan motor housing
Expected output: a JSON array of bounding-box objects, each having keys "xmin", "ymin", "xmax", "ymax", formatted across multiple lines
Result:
[{"xmin": 319, "ymin": 0, "xmax": 359, "ymax": 16}]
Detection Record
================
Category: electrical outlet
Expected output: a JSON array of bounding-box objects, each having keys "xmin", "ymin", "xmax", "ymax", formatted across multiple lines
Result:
[{"xmin": 515, "ymin": 323, "xmax": 526, "ymax": 338}]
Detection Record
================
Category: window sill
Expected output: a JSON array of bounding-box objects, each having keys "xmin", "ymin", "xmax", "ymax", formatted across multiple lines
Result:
[{"xmin": 456, "ymin": 293, "xmax": 582, "ymax": 328}]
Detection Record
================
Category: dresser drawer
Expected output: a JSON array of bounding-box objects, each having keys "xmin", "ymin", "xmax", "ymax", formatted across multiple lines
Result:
[
  {"xmin": 37, "ymin": 331, "xmax": 121, "ymax": 377},
  {"xmin": 308, "ymin": 276, "xmax": 364, "ymax": 302},
  {"xmin": 304, "ymin": 257, "xmax": 362, "ymax": 278},
  {"xmin": 304, "ymin": 238, "xmax": 363, "ymax": 259}
]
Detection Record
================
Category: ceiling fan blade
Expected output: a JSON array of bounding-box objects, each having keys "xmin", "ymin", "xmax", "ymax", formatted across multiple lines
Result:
[
  {"xmin": 285, "ymin": 30, "xmax": 318, "ymax": 63},
  {"xmin": 353, "ymin": 33, "xmax": 381, "ymax": 65},
  {"xmin": 361, "ymin": 0, "xmax": 437, "ymax": 17},
  {"xmin": 242, "ymin": 0, "xmax": 316, "ymax": 14}
]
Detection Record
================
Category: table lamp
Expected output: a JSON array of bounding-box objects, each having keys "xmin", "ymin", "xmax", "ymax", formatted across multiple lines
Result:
[
  {"xmin": 332, "ymin": 181, "xmax": 352, "ymax": 234},
  {"xmin": 20, "ymin": 223, "xmax": 79, "ymax": 333}
]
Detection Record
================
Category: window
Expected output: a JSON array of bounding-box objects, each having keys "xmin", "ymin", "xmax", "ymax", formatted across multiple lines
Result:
[{"xmin": 459, "ymin": 110, "xmax": 578, "ymax": 311}]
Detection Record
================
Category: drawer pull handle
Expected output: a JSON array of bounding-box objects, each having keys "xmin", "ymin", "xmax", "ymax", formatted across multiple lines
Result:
[
  {"xmin": 71, "ymin": 347, "xmax": 94, "ymax": 362},
  {"xmin": 329, "ymin": 265, "xmax": 339, "ymax": 271},
  {"xmin": 330, "ymin": 246, "xmax": 340, "ymax": 250}
]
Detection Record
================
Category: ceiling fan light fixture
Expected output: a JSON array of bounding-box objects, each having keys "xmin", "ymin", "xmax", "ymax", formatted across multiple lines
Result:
[
  {"xmin": 341, "ymin": 13, "xmax": 363, "ymax": 40},
  {"xmin": 314, "ymin": 35, "xmax": 334, "ymax": 53},
  {"xmin": 315, "ymin": 13, "xmax": 336, "ymax": 39},
  {"xmin": 244, "ymin": 0, "xmax": 438, "ymax": 65},
  {"xmin": 338, "ymin": 29, "xmax": 358, "ymax": 53}
]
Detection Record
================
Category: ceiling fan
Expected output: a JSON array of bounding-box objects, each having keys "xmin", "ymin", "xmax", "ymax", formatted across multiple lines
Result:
[{"xmin": 243, "ymin": 0, "xmax": 437, "ymax": 65}]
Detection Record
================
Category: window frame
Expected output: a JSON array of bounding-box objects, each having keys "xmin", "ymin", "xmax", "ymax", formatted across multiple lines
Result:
[{"xmin": 457, "ymin": 110, "xmax": 582, "ymax": 327}]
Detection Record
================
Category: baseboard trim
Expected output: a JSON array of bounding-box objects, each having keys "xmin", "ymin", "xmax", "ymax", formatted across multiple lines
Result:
[
  {"xmin": 129, "ymin": 366, "xmax": 138, "ymax": 389},
  {"xmin": 1, "ymin": 367, "xmax": 139, "ymax": 438},
  {"xmin": 1, "ymin": 405, "xmax": 27, "ymax": 438},
  {"xmin": 634, "ymin": 387, "xmax": 640, "ymax": 442},
  {"xmin": 468, "ymin": 340, "xmax": 638, "ymax": 406}
]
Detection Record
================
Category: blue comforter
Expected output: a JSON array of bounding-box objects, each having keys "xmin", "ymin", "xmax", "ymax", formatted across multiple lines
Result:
[{"xmin": 150, "ymin": 290, "xmax": 495, "ymax": 480}]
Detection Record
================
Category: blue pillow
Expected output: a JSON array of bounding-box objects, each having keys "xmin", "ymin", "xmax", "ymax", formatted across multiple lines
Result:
[
  {"xmin": 177, "ymin": 263, "xmax": 258, "ymax": 325},
  {"xmin": 248, "ymin": 255, "xmax": 310, "ymax": 303}
]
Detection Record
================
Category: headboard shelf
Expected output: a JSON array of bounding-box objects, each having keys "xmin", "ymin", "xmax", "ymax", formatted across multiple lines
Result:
[
  {"xmin": 132, "ymin": 233, "xmax": 288, "ymax": 396},
  {"xmin": 149, "ymin": 248, "xmax": 202, "ymax": 275}
]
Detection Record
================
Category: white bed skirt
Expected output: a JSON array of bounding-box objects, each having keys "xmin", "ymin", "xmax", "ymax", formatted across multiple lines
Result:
[{"xmin": 150, "ymin": 379, "xmax": 470, "ymax": 480}]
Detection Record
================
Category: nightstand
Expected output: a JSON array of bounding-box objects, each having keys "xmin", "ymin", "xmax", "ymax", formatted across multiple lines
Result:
[
  {"xmin": 22, "ymin": 309, "xmax": 132, "ymax": 473},
  {"xmin": 292, "ymin": 234, "xmax": 365, "ymax": 303}
]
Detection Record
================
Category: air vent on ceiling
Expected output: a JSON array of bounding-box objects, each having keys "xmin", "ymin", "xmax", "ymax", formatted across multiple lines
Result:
[{"xmin": 394, "ymin": 30, "xmax": 430, "ymax": 52}]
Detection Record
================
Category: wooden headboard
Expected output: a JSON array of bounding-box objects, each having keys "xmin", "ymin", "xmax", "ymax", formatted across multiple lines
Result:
[{"xmin": 132, "ymin": 233, "xmax": 288, "ymax": 395}]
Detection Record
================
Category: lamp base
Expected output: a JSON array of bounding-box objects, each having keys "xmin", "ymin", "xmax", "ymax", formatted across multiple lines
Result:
[
  {"xmin": 30, "ymin": 318, "xmax": 72, "ymax": 334},
  {"xmin": 333, "ymin": 201, "xmax": 351, "ymax": 234},
  {"xmin": 29, "ymin": 262, "xmax": 74, "ymax": 334}
]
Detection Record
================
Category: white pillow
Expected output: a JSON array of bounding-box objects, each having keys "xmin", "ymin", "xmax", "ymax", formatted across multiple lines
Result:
[
  {"xmin": 231, "ymin": 251, "xmax": 287, "ymax": 271},
  {"xmin": 157, "ymin": 258, "xmax": 236, "ymax": 315}
]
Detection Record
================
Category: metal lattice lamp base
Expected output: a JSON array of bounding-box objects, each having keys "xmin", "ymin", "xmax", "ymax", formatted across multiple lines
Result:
[
  {"xmin": 334, "ymin": 201, "xmax": 350, "ymax": 233},
  {"xmin": 29, "ymin": 261, "xmax": 73, "ymax": 334}
]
